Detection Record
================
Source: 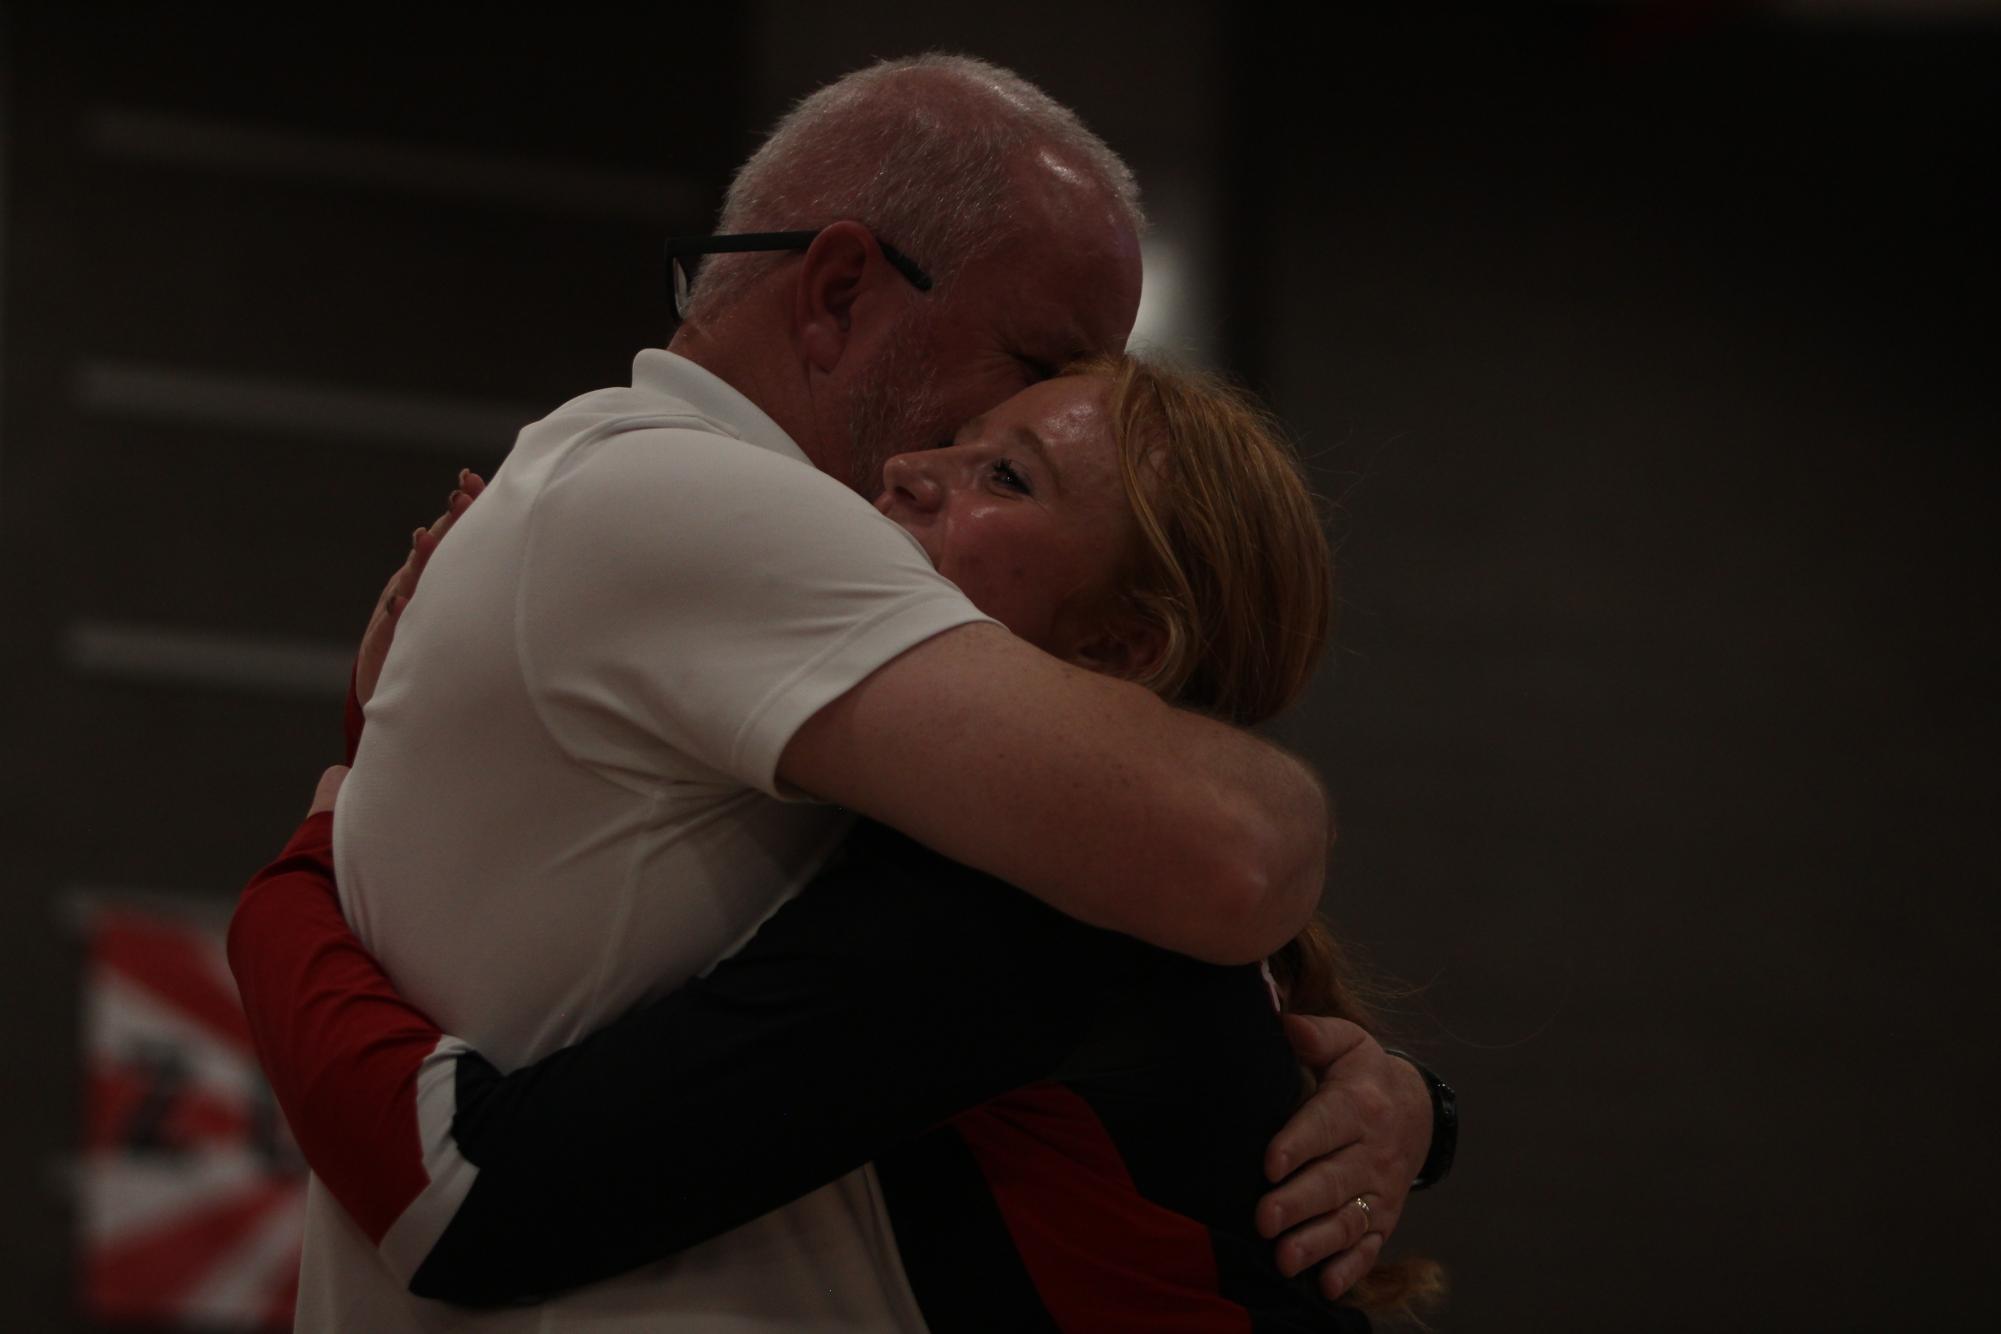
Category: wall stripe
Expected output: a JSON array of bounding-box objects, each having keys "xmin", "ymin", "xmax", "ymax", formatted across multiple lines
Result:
[
  {"xmin": 59, "ymin": 886, "xmax": 237, "ymax": 929},
  {"xmin": 0, "ymin": 12, "xmax": 13, "ymax": 533},
  {"xmin": 65, "ymin": 621, "xmax": 349, "ymax": 698},
  {"xmin": 75, "ymin": 361, "xmax": 535, "ymax": 453},
  {"xmin": 84, "ymin": 106, "xmax": 705, "ymax": 222}
]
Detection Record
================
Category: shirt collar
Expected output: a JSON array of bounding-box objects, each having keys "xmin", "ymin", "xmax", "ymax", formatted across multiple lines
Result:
[{"xmin": 631, "ymin": 349, "xmax": 806, "ymax": 465}]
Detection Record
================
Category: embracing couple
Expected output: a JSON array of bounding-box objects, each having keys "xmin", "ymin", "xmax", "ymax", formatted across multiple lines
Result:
[{"xmin": 231, "ymin": 54, "xmax": 1452, "ymax": 1331}]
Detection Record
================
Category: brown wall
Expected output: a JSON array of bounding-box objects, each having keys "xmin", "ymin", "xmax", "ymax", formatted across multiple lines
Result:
[{"xmin": 1244, "ymin": 10, "xmax": 1997, "ymax": 1329}]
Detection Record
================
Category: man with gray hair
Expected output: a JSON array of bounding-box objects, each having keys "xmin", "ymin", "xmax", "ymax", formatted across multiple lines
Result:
[
  {"xmin": 684, "ymin": 54, "xmax": 1151, "ymax": 495},
  {"xmin": 253, "ymin": 54, "xmax": 1438, "ymax": 1330}
]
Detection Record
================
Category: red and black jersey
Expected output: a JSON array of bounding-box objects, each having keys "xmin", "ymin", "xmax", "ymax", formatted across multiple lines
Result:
[{"xmin": 233, "ymin": 816, "xmax": 1366, "ymax": 1331}]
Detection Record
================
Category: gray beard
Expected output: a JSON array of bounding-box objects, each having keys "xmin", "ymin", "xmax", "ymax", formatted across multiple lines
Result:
[{"xmin": 844, "ymin": 318, "xmax": 944, "ymax": 495}]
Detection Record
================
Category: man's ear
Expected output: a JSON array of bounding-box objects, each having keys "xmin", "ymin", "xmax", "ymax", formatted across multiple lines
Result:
[
  {"xmin": 1067, "ymin": 609, "xmax": 1170, "ymax": 686},
  {"xmin": 793, "ymin": 221, "xmax": 889, "ymax": 375}
]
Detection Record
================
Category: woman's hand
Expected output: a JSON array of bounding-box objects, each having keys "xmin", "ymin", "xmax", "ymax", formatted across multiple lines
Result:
[
  {"xmin": 309, "ymin": 765, "xmax": 348, "ymax": 817},
  {"xmin": 1257, "ymin": 1015, "xmax": 1434, "ymax": 1299},
  {"xmin": 355, "ymin": 469, "xmax": 486, "ymax": 707}
]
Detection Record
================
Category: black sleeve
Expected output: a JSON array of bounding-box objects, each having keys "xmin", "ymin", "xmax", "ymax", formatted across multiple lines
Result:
[{"xmin": 411, "ymin": 823, "xmax": 1142, "ymax": 1305}]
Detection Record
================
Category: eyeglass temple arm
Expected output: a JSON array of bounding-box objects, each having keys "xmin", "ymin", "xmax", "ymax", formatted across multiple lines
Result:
[
  {"xmin": 665, "ymin": 232, "xmax": 933, "ymax": 293},
  {"xmin": 664, "ymin": 231, "xmax": 823, "ymax": 260}
]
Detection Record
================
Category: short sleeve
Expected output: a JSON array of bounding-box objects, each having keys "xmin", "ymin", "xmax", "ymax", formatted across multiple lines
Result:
[{"xmin": 518, "ymin": 426, "xmax": 993, "ymax": 796}]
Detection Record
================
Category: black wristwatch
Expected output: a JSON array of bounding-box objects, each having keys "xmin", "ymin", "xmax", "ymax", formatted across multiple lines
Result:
[{"xmin": 1383, "ymin": 1049, "xmax": 1457, "ymax": 1190}]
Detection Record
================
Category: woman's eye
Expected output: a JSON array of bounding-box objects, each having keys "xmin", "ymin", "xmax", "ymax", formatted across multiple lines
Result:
[{"xmin": 991, "ymin": 460, "xmax": 1032, "ymax": 494}]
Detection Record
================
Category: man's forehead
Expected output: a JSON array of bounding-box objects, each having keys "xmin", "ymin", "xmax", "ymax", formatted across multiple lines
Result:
[
  {"xmin": 984, "ymin": 264, "xmax": 1131, "ymax": 359},
  {"xmin": 1003, "ymin": 305, "xmax": 1095, "ymax": 358},
  {"xmin": 929, "ymin": 280, "xmax": 1101, "ymax": 366},
  {"xmin": 966, "ymin": 166, "xmax": 1142, "ymax": 353}
]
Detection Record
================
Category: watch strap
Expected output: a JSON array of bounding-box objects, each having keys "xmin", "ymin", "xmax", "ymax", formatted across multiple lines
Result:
[{"xmin": 1383, "ymin": 1048, "xmax": 1457, "ymax": 1190}]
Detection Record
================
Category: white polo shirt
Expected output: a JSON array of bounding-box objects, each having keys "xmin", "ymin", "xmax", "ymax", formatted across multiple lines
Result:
[{"xmin": 306, "ymin": 350, "xmax": 992, "ymax": 1332}]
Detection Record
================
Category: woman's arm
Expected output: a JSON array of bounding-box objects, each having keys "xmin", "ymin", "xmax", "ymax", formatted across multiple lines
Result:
[
  {"xmin": 230, "ymin": 812, "xmax": 1137, "ymax": 1304},
  {"xmin": 228, "ymin": 802, "xmax": 448, "ymax": 1246}
]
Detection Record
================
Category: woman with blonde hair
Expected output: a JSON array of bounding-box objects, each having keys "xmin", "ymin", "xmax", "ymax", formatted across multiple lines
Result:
[{"xmin": 233, "ymin": 353, "xmax": 1444, "ymax": 1328}]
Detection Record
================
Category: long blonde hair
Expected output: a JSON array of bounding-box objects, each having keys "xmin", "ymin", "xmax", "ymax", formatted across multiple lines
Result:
[
  {"xmin": 1079, "ymin": 353, "xmax": 1446, "ymax": 1323},
  {"xmin": 1077, "ymin": 354, "xmax": 1331, "ymax": 725}
]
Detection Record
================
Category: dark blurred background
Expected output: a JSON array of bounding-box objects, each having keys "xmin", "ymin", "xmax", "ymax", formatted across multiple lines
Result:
[{"xmin": 2, "ymin": 2, "xmax": 1995, "ymax": 1330}]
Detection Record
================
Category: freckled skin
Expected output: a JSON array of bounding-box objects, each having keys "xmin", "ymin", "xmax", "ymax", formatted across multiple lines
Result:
[{"xmin": 874, "ymin": 376, "xmax": 1138, "ymax": 662}]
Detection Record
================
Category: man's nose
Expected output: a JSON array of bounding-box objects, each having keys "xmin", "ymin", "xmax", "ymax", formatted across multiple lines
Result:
[{"xmin": 881, "ymin": 452, "xmax": 945, "ymax": 512}]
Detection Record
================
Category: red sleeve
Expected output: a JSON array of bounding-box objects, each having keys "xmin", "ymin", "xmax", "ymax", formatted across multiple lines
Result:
[{"xmin": 227, "ymin": 811, "xmax": 439, "ymax": 1244}]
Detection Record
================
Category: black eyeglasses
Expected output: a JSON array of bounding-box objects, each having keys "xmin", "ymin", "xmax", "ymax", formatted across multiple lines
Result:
[{"xmin": 664, "ymin": 230, "xmax": 934, "ymax": 319}]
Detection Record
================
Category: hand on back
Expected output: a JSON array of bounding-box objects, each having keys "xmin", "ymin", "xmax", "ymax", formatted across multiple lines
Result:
[{"xmin": 354, "ymin": 469, "xmax": 486, "ymax": 707}]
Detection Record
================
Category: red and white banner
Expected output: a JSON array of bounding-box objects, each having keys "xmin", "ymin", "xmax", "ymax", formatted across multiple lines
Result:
[{"xmin": 76, "ymin": 898, "xmax": 305, "ymax": 1329}]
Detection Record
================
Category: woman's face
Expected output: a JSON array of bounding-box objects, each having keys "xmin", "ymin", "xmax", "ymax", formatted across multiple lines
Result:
[{"xmin": 875, "ymin": 375, "xmax": 1141, "ymax": 663}]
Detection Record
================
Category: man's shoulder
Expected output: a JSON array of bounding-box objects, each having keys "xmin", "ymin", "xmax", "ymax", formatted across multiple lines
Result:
[
  {"xmin": 493, "ymin": 383, "xmax": 855, "ymax": 551},
  {"xmin": 527, "ymin": 383, "xmax": 769, "ymax": 467},
  {"xmin": 525, "ymin": 352, "xmax": 811, "ymax": 479},
  {"xmin": 524, "ymin": 418, "xmax": 881, "ymax": 570}
]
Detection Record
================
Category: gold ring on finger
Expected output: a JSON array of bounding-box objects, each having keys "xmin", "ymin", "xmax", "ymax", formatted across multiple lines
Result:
[{"xmin": 1350, "ymin": 1195, "xmax": 1373, "ymax": 1233}]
